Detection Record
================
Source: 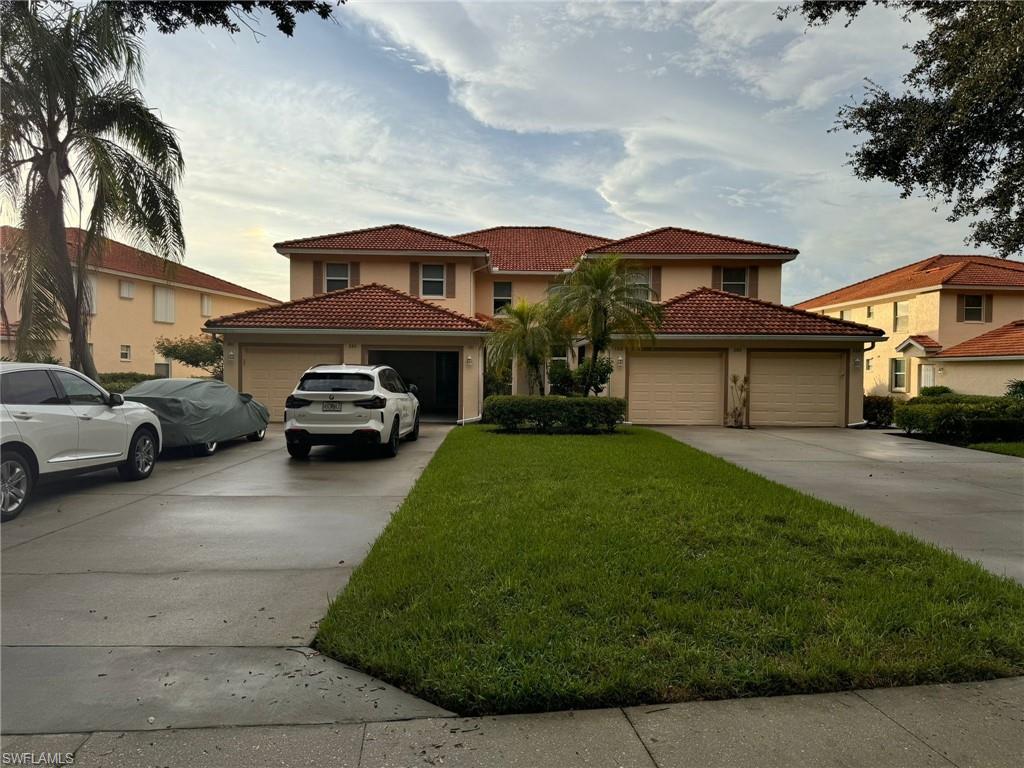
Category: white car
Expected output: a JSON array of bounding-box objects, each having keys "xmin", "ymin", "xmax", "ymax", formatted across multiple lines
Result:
[
  {"xmin": 283, "ymin": 364, "xmax": 419, "ymax": 459},
  {"xmin": 1, "ymin": 363, "xmax": 163, "ymax": 521}
]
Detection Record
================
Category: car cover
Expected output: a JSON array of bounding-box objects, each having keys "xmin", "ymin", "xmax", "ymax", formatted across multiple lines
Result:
[{"xmin": 124, "ymin": 378, "xmax": 270, "ymax": 448}]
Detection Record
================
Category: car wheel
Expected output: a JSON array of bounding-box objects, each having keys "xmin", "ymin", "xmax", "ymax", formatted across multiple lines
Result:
[
  {"xmin": 247, "ymin": 428, "xmax": 267, "ymax": 442},
  {"xmin": 118, "ymin": 427, "xmax": 158, "ymax": 482},
  {"xmin": 193, "ymin": 441, "xmax": 218, "ymax": 457},
  {"xmin": 382, "ymin": 417, "xmax": 400, "ymax": 458},
  {"xmin": 287, "ymin": 441, "xmax": 311, "ymax": 460},
  {"xmin": 407, "ymin": 411, "xmax": 420, "ymax": 442},
  {"xmin": 1, "ymin": 450, "xmax": 33, "ymax": 522}
]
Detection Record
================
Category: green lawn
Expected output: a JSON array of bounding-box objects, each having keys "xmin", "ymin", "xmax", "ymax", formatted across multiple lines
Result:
[
  {"xmin": 969, "ymin": 441, "xmax": 1024, "ymax": 458},
  {"xmin": 316, "ymin": 426, "xmax": 1024, "ymax": 715}
]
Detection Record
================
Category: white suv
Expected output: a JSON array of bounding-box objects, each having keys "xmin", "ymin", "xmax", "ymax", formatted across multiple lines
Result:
[
  {"xmin": 1, "ymin": 363, "xmax": 164, "ymax": 521},
  {"xmin": 283, "ymin": 364, "xmax": 420, "ymax": 459}
]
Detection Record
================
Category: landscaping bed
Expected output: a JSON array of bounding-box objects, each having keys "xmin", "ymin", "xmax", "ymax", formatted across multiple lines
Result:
[{"xmin": 316, "ymin": 426, "xmax": 1024, "ymax": 715}]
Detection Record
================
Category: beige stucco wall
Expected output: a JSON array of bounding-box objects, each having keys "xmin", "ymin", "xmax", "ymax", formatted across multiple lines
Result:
[
  {"xmin": 620, "ymin": 260, "xmax": 783, "ymax": 304},
  {"xmin": 4, "ymin": 267, "xmax": 272, "ymax": 376},
  {"xmin": 607, "ymin": 338, "xmax": 864, "ymax": 425},
  {"xmin": 937, "ymin": 290, "xmax": 1024, "ymax": 347},
  {"xmin": 932, "ymin": 359, "xmax": 1024, "ymax": 397},
  {"xmin": 221, "ymin": 331, "xmax": 484, "ymax": 421},
  {"xmin": 473, "ymin": 274, "xmax": 555, "ymax": 318}
]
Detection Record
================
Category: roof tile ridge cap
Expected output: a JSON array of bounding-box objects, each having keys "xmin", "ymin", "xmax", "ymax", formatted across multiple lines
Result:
[
  {"xmin": 796, "ymin": 254, "xmax": 943, "ymax": 307},
  {"xmin": 207, "ymin": 283, "xmax": 368, "ymax": 324},
  {"xmin": 586, "ymin": 226, "xmax": 674, "ymax": 251},
  {"xmin": 370, "ymin": 283, "xmax": 487, "ymax": 327},
  {"xmin": 456, "ymin": 225, "xmax": 613, "ymax": 242},
  {"xmin": 658, "ymin": 286, "xmax": 707, "ymax": 306},
  {"xmin": 699, "ymin": 287, "xmax": 884, "ymax": 333},
  {"xmin": 591, "ymin": 226, "xmax": 797, "ymax": 254},
  {"xmin": 273, "ymin": 224, "xmax": 394, "ymax": 248}
]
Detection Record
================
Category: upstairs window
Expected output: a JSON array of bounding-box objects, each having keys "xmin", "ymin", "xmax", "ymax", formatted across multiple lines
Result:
[
  {"xmin": 839, "ymin": 309, "xmax": 850, "ymax": 321},
  {"xmin": 493, "ymin": 281, "xmax": 512, "ymax": 315},
  {"xmin": 154, "ymin": 285, "xmax": 175, "ymax": 323},
  {"xmin": 201, "ymin": 294, "xmax": 213, "ymax": 317},
  {"xmin": 962, "ymin": 294, "xmax": 984, "ymax": 322},
  {"xmin": 325, "ymin": 263, "xmax": 349, "ymax": 292},
  {"xmin": 421, "ymin": 264, "xmax": 445, "ymax": 297},
  {"xmin": 893, "ymin": 300, "xmax": 910, "ymax": 332},
  {"xmin": 721, "ymin": 267, "xmax": 748, "ymax": 296},
  {"xmin": 866, "ymin": 305, "xmax": 874, "ymax": 319},
  {"xmin": 626, "ymin": 268, "xmax": 652, "ymax": 300},
  {"xmin": 119, "ymin": 280, "xmax": 134, "ymax": 299}
]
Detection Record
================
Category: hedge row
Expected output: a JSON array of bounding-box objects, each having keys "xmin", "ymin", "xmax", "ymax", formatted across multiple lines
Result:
[
  {"xmin": 863, "ymin": 395, "xmax": 894, "ymax": 427},
  {"xmin": 482, "ymin": 395, "xmax": 627, "ymax": 433},
  {"xmin": 894, "ymin": 397, "xmax": 1024, "ymax": 444},
  {"xmin": 97, "ymin": 372, "xmax": 160, "ymax": 394}
]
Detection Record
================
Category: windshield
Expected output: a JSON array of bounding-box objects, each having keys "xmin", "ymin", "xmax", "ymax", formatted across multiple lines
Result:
[{"xmin": 298, "ymin": 372, "xmax": 374, "ymax": 392}]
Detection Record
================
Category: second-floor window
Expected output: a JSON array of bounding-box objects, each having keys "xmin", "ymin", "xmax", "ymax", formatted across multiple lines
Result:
[
  {"xmin": 839, "ymin": 309, "xmax": 850, "ymax": 321},
  {"xmin": 721, "ymin": 267, "xmax": 748, "ymax": 296},
  {"xmin": 325, "ymin": 263, "xmax": 349, "ymax": 292},
  {"xmin": 962, "ymin": 294, "xmax": 984, "ymax": 322},
  {"xmin": 201, "ymin": 294, "xmax": 213, "ymax": 317},
  {"xmin": 154, "ymin": 285, "xmax": 175, "ymax": 323},
  {"xmin": 866, "ymin": 305, "xmax": 874, "ymax": 319},
  {"xmin": 627, "ymin": 268, "xmax": 652, "ymax": 300},
  {"xmin": 893, "ymin": 300, "xmax": 910, "ymax": 332},
  {"xmin": 119, "ymin": 280, "xmax": 134, "ymax": 299},
  {"xmin": 493, "ymin": 281, "xmax": 512, "ymax": 314},
  {"xmin": 422, "ymin": 265, "xmax": 445, "ymax": 297}
]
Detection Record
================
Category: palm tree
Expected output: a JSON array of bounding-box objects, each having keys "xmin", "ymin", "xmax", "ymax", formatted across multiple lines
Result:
[
  {"xmin": 1, "ymin": 2, "xmax": 184, "ymax": 378},
  {"xmin": 486, "ymin": 299, "xmax": 557, "ymax": 395},
  {"xmin": 548, "ymin": 254, "xmax": 664, "ymax": 394}
]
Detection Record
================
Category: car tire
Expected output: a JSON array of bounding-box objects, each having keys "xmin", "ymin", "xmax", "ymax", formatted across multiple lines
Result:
[
  {"xmin": 193, "ymin": 441, "xmax": 218, "ymax": 457},
  {"xmin": 1, "ymin": 449, "xmax": 34, "ymax": 522},
  {"xmin": 382, "ymin": 417, "xmax": 401, "ymax": 458},
  {"xmin": 407, "ymin": 411, "xmax": 420, "ymax": 442},
  {"xmin": 118, "ymin": 427, "xmax": 158, "ymax": 482},
  {"xmin": 247, "ymin": 428, "xmax": 267, "ymax": 442},
  {"xmin": 287, "ymin": 441, "xmax": 311, "ymax": 460}
]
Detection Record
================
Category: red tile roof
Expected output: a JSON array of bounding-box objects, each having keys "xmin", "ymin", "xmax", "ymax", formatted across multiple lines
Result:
[
  {"xmin": 933, "ymin": 320, "xmax": 1024, "ymax": 358},
  {"xmin": 655, "ymin": 288, "xmax": 884, "ymax": 337},
  {"xmin": 274, "ymin": 224, "xmax": 485, "ymax": 253},
  {"xmin": 904, "ymin": 334, "xmax": 943, "ymax": 352},
  {"xmin": 588, "ymin": 227, "xmax": 798, "ymax": 256},
  {"xmin": 0, "ymin": 226, "xmax": 279, "ymax": 303},
  {"xmin": 206, "ymin": 282, "xmax": 487, "ymax": 332},
  {"xmin": 795, "ymin": 254, "xmax": 1024, "ymax": 309},
  {"xmin": 456, "ymin": 226, "xmax": 611, "ymax": 272}
]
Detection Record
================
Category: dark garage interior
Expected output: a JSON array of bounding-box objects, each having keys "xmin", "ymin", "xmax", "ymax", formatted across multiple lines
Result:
[{"xmin": 366, "ymin": 349, "xmax": 459, "ymax": 420}]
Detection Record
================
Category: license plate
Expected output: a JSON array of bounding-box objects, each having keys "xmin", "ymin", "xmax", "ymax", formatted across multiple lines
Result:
[{"xmin": 322, "ymin": 402, "xmax": 344, "ymax": 412}]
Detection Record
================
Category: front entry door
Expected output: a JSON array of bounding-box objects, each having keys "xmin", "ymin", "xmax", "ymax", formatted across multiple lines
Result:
[{"xmin": 919, "ymin": 364, "xmax": 935, "ymax": 390}]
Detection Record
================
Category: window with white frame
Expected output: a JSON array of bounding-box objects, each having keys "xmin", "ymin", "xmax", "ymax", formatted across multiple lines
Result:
[
  {"xmin": 866, "ymin": 305, "xmax": 874, "ymax": 319},
  {"xmin": 325, "ymin": 263, "xmax": 349, "ymax": 292},
  {"xmin": 721, "ymin": 267, "xmax": 748, "ymax": 296},
  {"xmin": 493, "ymin": 281, "xmax": 512, "ymax": 314},
  {"xmin": 421, "ymin": 264, "xmax": 445, "ymax": 297},
  {"xmin": 962, "ymin": 294, "xmax": 984, "ymax": 322},
  {"xmin": 154, "ymin": 285, "xmax": 175, "ymax": 323},
  {"xmin": 119, "ymin": 344, "xmax": 132, "ymax": 362},
  {"xmin": 201, "ymin": 293, "xmax": 213, "ymax": 317},
  {"xmin": 893, "ymin": 300, "xmax": 910, "ymax": 332},
  {"xmin": 626, "ymin": 268, "xmax": 651, "ymax": 300},
  {"xmin": 890, "ymin": 358, "xmax": 907, "ymax": 392},
  {"xmin": 839, "ymin": 309, "xmax": 850, "ymax": 321},
  {"xmin": 119, "ymin": 280, "xmax": 134, "ymax": 299}
]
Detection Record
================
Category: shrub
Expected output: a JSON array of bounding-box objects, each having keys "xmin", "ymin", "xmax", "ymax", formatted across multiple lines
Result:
[
  {"xmin": 894, "ymin": 397, "xmax": 1024, "ymax": 444},
  {"xmin": 482, "ymin": 395, "xmax": 627, "ymax": 433},
  {"xmin": 919, "ymin": 385, "xmax": 953, "ymax": 397},
  {"xmin": 98, "ymin": 372, "xmax": 159, "ymax": 393},
  {"xmin": 547, "ymin": 360, "xmax": 575, "ymax": 396},
  {"xmin": 863, "ymin": 395, "xmax": 894, "ymax": 426},
  {"xmin": 573, "ymin": 356, "xmax": 614, "ymax": 396},
  {"xmin": 1006, "ymin": 379, "xmax": 1024, "ymax": 400}
]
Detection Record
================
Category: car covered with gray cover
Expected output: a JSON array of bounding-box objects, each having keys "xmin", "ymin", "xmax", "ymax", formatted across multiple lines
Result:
[{"xmin": 124, "ymin": 378, "xmax": 269, "ymax": 456}]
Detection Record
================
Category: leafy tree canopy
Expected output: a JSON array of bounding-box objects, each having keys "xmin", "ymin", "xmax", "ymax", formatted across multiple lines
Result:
[
  {"xmin": 778, "ymin": 1, "xmax": 1024, "ymax": 257},
  {"xmin": 155, "ymin": 334, "xmax": 224, "ymax": 378}
]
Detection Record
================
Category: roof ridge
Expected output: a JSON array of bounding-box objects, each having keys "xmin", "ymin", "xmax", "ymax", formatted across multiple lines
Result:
[
  {"xmin": 589, "ymin": 226, "xmax": 798, "ymax": 255},
  {"xmin": 274, "ymin": 224, "xmax": 485, "ymax": 251},
  {"xmin": 675, "ymin": 286, "xmax": 885, "ymax": 334},
  {"xmin": 455, "ymin": 225, "xmax": 612, "ymax": 242},
  {"xmin": 795, "ymin": 254, "xmax": 950, "ymax": 308}
]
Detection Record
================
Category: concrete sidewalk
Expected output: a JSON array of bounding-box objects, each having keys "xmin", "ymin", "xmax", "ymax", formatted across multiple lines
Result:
[{"xmin": 4, "ymin": 677, "xmax": 1021, "ymax": 767}]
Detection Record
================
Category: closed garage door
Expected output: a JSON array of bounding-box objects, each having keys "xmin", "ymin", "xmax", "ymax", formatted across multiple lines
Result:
[
  {"xmin": 241, "ymin": 346, "xmax": 342, "ymax": 421},
  {"xmin": 628, "ymin": 352, "xmax": 724, "ymax": 425},
  {"xmin": 749, "ymin": 352, "xmax": 845, "ymax": 427}
]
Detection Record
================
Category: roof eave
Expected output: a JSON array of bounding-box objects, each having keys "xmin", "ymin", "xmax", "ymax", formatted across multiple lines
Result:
[
  {"xmin": 275, "ymin": 247, "xmax": 486, "ymax": 257},
  {"xmin": 610, "ymin": 333, "xmax": 886, "ymax": 342},
  {"xmin": 205, "ymin": 326, "xmax": 488, "ymax": 337},
  {"xmin": 930, "ymin": 354, "xmax": 1024, "ymax": 362}
]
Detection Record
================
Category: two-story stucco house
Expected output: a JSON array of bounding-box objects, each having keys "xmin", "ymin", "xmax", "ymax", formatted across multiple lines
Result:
[
  {"xmin": 795, "ymin": 255, "xmax": 1024, "ymax": 397},
  {"xmin": 1, "ymin": 226, "xmax": 278, "ymax": 376},
  {"xmin": 206, "ymin": 224, "xmax": 883, "ymax": 425}
]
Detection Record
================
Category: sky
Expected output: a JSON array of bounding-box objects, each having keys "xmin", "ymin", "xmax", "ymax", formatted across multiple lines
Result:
[{"xmin": 130, "ymin": 0, "xmax": 982, "ymax": 303}]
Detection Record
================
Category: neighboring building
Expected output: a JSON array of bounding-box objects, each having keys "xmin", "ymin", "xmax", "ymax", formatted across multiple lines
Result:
[
  {"xmin": 207, "ymin": 224, "xmax": 883, "ymax": 425},
  {"xmin": 795, "ymin": 255, "xmax": 1024, "ymax": 397},
  {"xmin": 0, "ymin": 226, "xmax": 278, "ymax": 376}
]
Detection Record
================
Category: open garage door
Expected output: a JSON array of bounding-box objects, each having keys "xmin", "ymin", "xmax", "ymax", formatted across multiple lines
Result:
[
  {"xmin": 749, "ymin": 352, "xmax": 845, "ymax": 427},
  {"xmin": 628, "ymin": 351, "xmax": 724, "ymax": 425},
  {"xmin": 241, "ymin": 345, "xmax": 342, "ymax": 421},
  {"xmin": 367, "ymin": 349, "xmax": 459, "ymax": 420}
]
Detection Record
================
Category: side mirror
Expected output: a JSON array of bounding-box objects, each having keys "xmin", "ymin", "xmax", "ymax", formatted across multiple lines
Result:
[
  {"xmin": 108, "ymin": 393, "xmax": 125, "ymax": 407},
  {"xmin": 408, "ymin": 384, "xmax": 419, "ymax": 395}
]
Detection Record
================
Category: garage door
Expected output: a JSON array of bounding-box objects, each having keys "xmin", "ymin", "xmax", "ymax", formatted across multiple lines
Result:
[
  {"xmin": 749, "ymin": 352, "xmax": 845, "ymax": 427},
  {"xmin": 241, "ymin": 346, "xmax": 342, "ymax": 421},
  {"xmin": 628, "ymin": 352, "xmax": 724, "ymax": 425}
]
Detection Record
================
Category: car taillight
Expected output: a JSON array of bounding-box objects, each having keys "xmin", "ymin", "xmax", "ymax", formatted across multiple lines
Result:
[
  {"xmin": 285, "ymin": 395, "xmax": 312, "ymax": 409},
  {"xmin": 354, "ymin": 395, "xmax": 386, "ymax": 409}
]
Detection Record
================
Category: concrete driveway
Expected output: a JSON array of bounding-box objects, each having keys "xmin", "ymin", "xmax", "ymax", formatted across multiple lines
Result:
[
  {"xmin": 1, "ymin": 426, "xmax": 452, "ymax": 734},
  {"xmin": 659, "ymin": 427, "xmax": 1024, "ymax": 583}
]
